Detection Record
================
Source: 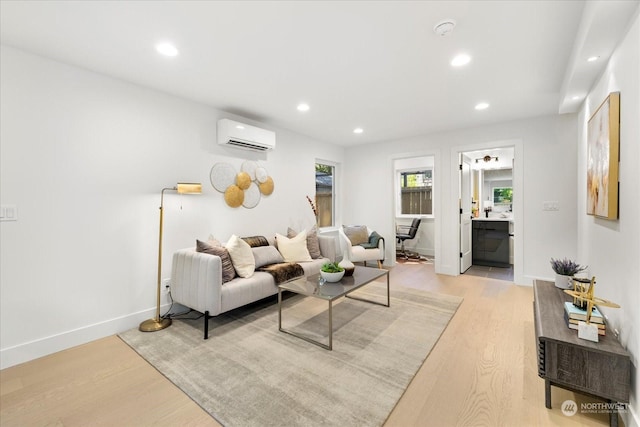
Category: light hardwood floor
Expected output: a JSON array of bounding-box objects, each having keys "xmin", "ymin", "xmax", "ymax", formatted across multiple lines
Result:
[{"xmin": 1, "ymin": 262, "xmax": 616, "ymax": 426}]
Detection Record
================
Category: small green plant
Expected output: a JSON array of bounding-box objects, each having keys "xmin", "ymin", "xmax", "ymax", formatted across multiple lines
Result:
[
  {"xmin": 321, "ymin": 262, "xmax": 344, "ymax": 273},
  {"xmin": 550, "ymin": 258, "xmax": 587, "ymax": 276}
]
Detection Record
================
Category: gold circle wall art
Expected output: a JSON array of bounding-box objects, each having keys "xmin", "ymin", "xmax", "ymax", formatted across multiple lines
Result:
[
  {"xmin": 236, "ymin": 172, "xmax": 252, "ymax": 190},
  {"xmin": 210, "ymin": 161, "xmax": 275, "ymax": 208},
  {"xmin": 224, "ymin": 185, "xmax": 244, "ymax": 208}
]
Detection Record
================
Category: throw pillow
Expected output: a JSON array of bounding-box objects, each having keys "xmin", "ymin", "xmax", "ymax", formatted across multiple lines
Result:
[
  {"xmin": 287, "ymin": 226, "xmax": 322, "ymax": 259},
  {"xmin": 252, "ymin": 246, "xmax": 285, "ymax": 268},
  {"xmin": 226, "ymin": 234, "xmax": 255, "ymax": 278},
  {"xmin": 275, "ymin": 231, "xmax": 312, "ymax": 262},
  {"xmin": 196, "ymin": 240, "xmax": 236, "ymax": 283},
  {"xmin": 242, "ymin": 235, "xmax": 270, "ymax": 248},
  {"xmin": 343, "ymin": 225, "xmax": 369, "ymax": 246}
]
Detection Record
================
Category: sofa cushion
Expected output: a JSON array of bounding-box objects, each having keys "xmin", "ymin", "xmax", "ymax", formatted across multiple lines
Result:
[
  {"xmin": 287, "ymin": 226, "xmax": 322, "ymax": 259},
  {"xmin": 252, "ymin": 245, "xmax": 285, "ymax": 268},
  {"xmin": 276, "ymin": 231, "xmax": 312, "ymax": 262},
  {"xmin": 196, "ymin": 240, "xmax": 236, "ymax": 283},
  {"xmin": 226, "ymin": 234, "xmax": 255, "ymax": 278},
  {"xmin": 343, "ymin": 225, "xmax": 369, "ymax": 245}
]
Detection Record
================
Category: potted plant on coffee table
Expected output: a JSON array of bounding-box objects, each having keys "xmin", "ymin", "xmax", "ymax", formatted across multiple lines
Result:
[
  {"xmin": 320, "ymin": 262, "xmax": 345, "ymax": 283},
  {"xmin": 550, "ymin": 257, "xmax": 587, "ymax": 289}
]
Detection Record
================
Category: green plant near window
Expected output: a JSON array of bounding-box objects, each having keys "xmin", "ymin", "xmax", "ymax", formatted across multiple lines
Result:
[{"xmin": 493, "ymin": 187, "xmax": 513, "ymax": 204}]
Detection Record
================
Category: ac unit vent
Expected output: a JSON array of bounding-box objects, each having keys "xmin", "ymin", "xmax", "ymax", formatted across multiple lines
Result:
[
  {"xmin": 217, "ymin": 119, "xmax": 275, "ymax": 152},
  {"xmin": 227, "ymin": 139, "xmax": 271, "ymax": 151}
]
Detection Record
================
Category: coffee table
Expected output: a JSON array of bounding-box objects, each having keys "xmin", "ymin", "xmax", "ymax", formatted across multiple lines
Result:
[{"xmin": 277, "ymin": 266, "xmax": 389, "ymax": 350}]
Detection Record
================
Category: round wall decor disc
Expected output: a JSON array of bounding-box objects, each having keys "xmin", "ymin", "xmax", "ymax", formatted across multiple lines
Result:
[
  {"xmin": 259, "ymin": 176, "xmax": 274, "ymax": 195},
  {"xmin": 210, "ymin": 163, "xmax": 236, "ymax": 192},
  {"xmin": 243, "ymin": 183, "xmax": 261, "ymax": 209},
  {"xmin": 241, "ymin": 161, "xmax": 258, "ymax": 181},
  {"xmin": 224, "ymin": 185, "xmax": 244, "ymax": 208},
  {"xmin": 255, "ymin": 167, "xmax": 268, "ymax": 183},
  {"xmin": 236, "ymin": 171, "xmax": 252, "ymax": 190}
]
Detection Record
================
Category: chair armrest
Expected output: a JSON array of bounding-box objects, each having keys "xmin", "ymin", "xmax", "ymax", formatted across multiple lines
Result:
[
  {"xmin": 171, "ymin": 249, "xmax": 223, "ymax": 316},
  {"xmin": 317, "ymin": 235, "xmax": 336, "ymax": 262},
  {"xmin": 369, "ymin": 231, "xmax": 385, "ymax": 252},
  {"xmin": 396, "ymin": 225, "xmax": 412, "ymax": 233}
]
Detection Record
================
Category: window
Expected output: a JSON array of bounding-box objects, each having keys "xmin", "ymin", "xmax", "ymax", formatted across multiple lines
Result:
[
  {"xmin": 493, "ymin": 187, "xmax": 513, "ymax": 205},
  {"xmin": 400, "ymin": 169, "xmax": 433, "ymax": 215},
  {"xmin": 315, "ymin": 163, "xmax": 334, "ymax": 227}
]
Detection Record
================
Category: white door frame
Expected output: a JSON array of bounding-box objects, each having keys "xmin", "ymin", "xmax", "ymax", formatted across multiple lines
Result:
[{"xmin": 449, "ymin": 139, "xmax": 524, "ymax": 284}]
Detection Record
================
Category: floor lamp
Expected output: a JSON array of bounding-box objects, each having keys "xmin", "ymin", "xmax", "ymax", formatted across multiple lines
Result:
[{"xmin": 139, "ymin": 182, "xmax": 202, "ymax": 332}]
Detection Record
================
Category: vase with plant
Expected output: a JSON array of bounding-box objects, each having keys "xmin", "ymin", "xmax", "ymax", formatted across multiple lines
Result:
[
  {"xmin": 550, "ymin": 257, "xmax": 587, "ymax": 289},
  {"xmin": 320, "ymin": 262, "xmax": 345, "ymax": 283}
]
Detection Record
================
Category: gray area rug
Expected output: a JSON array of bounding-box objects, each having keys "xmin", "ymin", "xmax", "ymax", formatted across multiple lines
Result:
[{"xmin": 120, "ymin": 283, "xmax": 462, "ymax": 427}]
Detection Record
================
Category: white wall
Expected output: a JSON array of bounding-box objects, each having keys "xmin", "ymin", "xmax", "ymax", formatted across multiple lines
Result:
[
  {"xmin": 576, "ymin": 11, "xmax": 639, "ymax": 426},
  {"xmin": 343, "ymin": 113, "xmax": 579, "ymax": 285},
  {"xmin": 0, "ymin": 46, "xmax": 344, "ymax": 368}
]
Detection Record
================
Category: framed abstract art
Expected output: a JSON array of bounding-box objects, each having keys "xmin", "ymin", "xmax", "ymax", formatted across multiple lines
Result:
[{"xmin": 587, "ymin": 92, "xmax": 620, "ymax": 220}]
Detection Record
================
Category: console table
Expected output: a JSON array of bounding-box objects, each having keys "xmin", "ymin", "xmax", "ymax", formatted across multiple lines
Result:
[{"xmin": 533, "ymin": 280, "xmax": 630, "ymax": 427}]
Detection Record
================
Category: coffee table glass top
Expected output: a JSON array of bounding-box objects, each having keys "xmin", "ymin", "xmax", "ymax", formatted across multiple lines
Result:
[{"xmin": 278, "ymin": 266, "xmax": 387, "ymax": 302}]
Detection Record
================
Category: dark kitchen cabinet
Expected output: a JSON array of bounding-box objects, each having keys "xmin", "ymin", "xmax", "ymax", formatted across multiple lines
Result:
[{"xmin": 472, "ymin": 220, "xmax": 510, "ymax": 267}]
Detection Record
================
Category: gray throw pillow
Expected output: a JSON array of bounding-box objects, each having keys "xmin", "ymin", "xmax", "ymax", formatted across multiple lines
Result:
[
  {"xmin": 252, "ymin": 246, "xmax": 285, "ymax": 268},
  {"xmin": 343, "ymin": 225, "xmax": 369, "ymax": 246}
]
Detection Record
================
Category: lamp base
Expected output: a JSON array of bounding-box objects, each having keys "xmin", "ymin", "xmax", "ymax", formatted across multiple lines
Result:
[{"xmin": 139, "ymin": 317, "xmax": 172, "ymax": 332}]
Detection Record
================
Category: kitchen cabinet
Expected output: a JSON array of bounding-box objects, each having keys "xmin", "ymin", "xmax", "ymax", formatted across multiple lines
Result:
[{"xmin": 472, "ymin": 219, "xmax": 510, "ymax": 267}]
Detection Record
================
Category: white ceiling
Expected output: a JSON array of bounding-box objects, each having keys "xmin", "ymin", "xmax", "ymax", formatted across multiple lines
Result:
[{"xmin": 1, "ymin": 1, "xmax": 638, "ymax": 146}]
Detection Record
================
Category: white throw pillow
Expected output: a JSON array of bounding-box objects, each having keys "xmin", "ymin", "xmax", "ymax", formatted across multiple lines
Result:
[
  {"xmin": 226, "ymin": 234, "xmax": 255, "ymax": 278},
  {"xmin": 276, "ymin": 231, "xmax": 312, "ymax": 262}
]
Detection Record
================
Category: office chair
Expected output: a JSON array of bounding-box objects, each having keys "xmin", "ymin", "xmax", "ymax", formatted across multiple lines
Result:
[{"xmin": 396, "ymin": 218, "xmax": 421, "ymax": 259}]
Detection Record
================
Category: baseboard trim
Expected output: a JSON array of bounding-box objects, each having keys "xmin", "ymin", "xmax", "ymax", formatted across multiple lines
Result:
[
  {"xmin": 395, "ymin": 245, "xmax": 434, "ymax": 257},
  {"xmin": 625, "ymin": 405, "xmax": 639, "ymax": 427},
  {"xmin": 0, "ymin": 305, "xmax": 169, "ymax": 370}
]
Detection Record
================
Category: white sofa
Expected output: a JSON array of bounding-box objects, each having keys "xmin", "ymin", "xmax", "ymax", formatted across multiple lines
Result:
[{"xmin": 170, "ymin": 234, "xmax": 336, "ymax": 339}]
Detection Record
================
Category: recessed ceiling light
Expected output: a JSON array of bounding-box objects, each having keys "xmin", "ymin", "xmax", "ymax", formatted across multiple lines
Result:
[
  {"xmin": 587, "ymin": 56, "xmax": 599, "ymax": 62},
  {"xmin": 433, "ymin": 20, "xmax": 456, "ymax": 37},
  {"xmin": 353, "ymin": 128, "xmax": 364, "ymax": 134},
  {"xmin": 451, "ymin": 54, "xmax": 471, "ymax": 67},
  {"xmin": 156, "ymin": 42, "xmax": 179, "ymax": 57},
  {"xmin": 475, "ymin": 102, "xmax": 490, "ymax": 110},
  {"xmin": 297, "ymin": 103, "xmax": 310, "ymax": 112}
]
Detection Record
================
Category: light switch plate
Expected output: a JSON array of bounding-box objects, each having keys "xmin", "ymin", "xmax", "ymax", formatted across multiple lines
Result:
[{"xmin": 0, "ymin": 205, "xmax": 18, "ymax": 221}]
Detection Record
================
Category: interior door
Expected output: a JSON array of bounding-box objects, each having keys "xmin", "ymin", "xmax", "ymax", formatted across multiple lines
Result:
[{"xmin": 460, "ymin": 155, "xmax": 472, "ymax": 273}]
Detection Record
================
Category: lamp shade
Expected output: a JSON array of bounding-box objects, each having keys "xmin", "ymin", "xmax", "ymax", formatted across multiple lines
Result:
[{"xmin": 176, "ymin": 182, "xmax": 202, "ymax": 194}]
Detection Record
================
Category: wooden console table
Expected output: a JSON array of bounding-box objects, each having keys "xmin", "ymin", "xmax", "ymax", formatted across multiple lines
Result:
[{"xmin": 533, "ymin": 280, "xmax": 630, "ymax": 427}]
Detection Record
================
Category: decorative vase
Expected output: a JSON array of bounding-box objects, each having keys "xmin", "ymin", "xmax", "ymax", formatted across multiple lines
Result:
[
  {"xmin": 320, "ymin": 270, "xmax": 345, "ymax": 283},
  {"xmin": 338, "ymin": 257, "xmax": 355, "ymax": 277},
  {"xmin": 554, "ymin": 273, "xmax": 572, "ymax": 289}
]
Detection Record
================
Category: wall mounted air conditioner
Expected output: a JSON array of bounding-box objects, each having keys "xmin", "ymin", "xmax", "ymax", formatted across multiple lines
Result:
[{"xmin": 217, "ymin": 118, "xmax": 275, "ymax": 152}]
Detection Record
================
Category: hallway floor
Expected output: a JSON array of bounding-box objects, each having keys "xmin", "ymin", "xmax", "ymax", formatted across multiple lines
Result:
[{"xmin": 464, "ymin": 264, "xmax": 514, "ymax": 281}]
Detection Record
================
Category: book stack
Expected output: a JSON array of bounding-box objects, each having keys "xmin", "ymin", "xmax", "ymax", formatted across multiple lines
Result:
[{"xmin": 564, "ymin": 302, "xmax": 606, "ymax": 335}]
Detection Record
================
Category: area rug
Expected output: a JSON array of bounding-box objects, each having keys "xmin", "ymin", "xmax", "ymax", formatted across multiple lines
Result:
[{"xmin": 119, "ymin": 283, "xmax": 462, "ymax": 427}]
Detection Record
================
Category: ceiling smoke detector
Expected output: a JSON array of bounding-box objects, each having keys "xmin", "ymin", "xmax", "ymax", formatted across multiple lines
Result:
[{"xmin": 434, "ymin": 20, "xmax": 456, "ymax": 37}]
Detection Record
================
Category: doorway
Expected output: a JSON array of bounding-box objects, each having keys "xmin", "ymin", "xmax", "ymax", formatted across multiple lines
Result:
[{"xmin": 459, "ymin": 146, "xmax": 517, "ymax": 282}]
